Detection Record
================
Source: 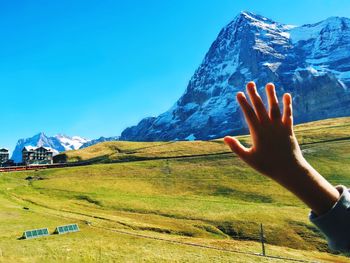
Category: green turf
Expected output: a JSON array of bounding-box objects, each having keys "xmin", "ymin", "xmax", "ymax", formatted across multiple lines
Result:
[{"xmin": 0, "ymin": 117, "xmax": 350, "ymax": 262}]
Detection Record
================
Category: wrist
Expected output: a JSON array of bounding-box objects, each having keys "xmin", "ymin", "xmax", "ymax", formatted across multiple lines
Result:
[{"xmin": 280, "ymin": 161, "xmax": 339, "ymax": 215}]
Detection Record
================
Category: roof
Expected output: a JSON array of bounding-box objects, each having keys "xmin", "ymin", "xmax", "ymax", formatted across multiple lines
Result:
[
  {"xmin": 22, "ymin": 146, "xmax": 54, "ymax": 153},
  {"xmin": 0, "ymin": 148, "xmax": 9, "ymax": 152}
]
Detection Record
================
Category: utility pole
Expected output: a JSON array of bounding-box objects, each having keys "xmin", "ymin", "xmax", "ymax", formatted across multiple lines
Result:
[{"xmin": 260, "ymin": 223, "xmax": 266, "ymax": 256}]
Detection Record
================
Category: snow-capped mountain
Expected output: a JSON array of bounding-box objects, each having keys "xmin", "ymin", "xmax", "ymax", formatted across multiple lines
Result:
[
  {"xmin": 80, "ymin": 136, "xmax": 120, "ymax": 149},
  {"xmin": 55, "ymin": 134, "xmax": 89, "ymax": 151},
  {"xmin": 11, "ymin": 133, "xmax": 90, "ymax": 163},
  {"xmin": 120, "ymin": 11, "xmax": 350, "ymax": 141}
]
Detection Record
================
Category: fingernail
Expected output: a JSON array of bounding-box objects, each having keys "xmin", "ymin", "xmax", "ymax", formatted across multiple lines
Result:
[
  {"xmin": 284, "ymin": 93, "xmax": 292, "ymax": 103},
  {"xmin": 266, "ymin": 82, "xmax": 275, "ymax": 88},
  {"xmin": 247, "ymin": 81, "xmax": 255, "ymax": 88},
  {"xmin": 223, "ymin": 137, "xmax": 230, "ymax": 145},
  {"xmin": 236, "ymin": 92, "xmax": 245, "ymax": 99},
  {"xmin": 247, "ymin": 82, "xmax": 257, "ymax": 93}
]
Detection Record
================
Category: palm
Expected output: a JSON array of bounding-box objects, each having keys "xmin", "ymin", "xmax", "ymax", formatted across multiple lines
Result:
[{"xmin": 225, "ymin": 82, "xmax": 303, "ymax": 179}]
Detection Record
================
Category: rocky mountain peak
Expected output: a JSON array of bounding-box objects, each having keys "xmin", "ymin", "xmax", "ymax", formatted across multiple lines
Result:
[{"xmin": 120, "ymin": 12, "xmax": 350, "ymax": 142}]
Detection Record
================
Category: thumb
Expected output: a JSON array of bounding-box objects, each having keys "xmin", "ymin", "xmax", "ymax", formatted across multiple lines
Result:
[{"xmin": 224, "ymin": 136, "xmax": 251, "ymax": 161}]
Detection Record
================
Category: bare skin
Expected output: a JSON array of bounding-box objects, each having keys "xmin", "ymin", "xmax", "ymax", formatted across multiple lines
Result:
[{"xmin": 224, "ymin": 81, "xmax": 340, "ymax": 216}]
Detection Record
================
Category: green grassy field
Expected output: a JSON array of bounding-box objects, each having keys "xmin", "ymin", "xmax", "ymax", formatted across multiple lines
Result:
[{"xmin": 1, "ymin": 117, "xmax": 350, "ymax": 262}]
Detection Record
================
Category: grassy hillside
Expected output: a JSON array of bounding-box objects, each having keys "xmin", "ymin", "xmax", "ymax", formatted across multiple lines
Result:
[
  {"xmin": 1, "ymin": 117, "xmax": 350, "ymax": 262},
  {"xmin": 55, "ymin": 117, "xmax": 350, "ymax": 164},
  {"xmin": 54, "ymin": 140, "xmax": 230, "ymax": 163}
]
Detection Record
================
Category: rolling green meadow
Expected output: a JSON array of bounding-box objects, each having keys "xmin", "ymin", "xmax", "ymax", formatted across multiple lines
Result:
[{"xmin": 0, "ymin": 117, "xmax": 350, "ymax": 262}]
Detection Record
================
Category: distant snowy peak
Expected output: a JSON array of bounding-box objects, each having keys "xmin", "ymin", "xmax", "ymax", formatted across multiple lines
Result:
[
  {"xmin": 11, "ymin": 133, "xmax": 91, "ymax": 163},
  {"xmin": 55, "ymin": 134, "xmax": 89, "ymax": 151},
  {"xmin": 12, "ymin": 133, "xmax": 60, "ymax": 162},
  {"xmin": 11, "ymin": 131, "xmax": 124, "ymax": 163}
]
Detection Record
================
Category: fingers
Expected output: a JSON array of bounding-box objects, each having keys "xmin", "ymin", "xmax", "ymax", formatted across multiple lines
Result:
[
  {"xmin": 265, "ymin": 83, "xmax": 282, "ymax": 121},
  {"xmin": 224, "ymin": 136, "xmax": 251, "ymax": 162},
  {"xmin": 236, "ymin": 92, "xmax": 260, "ymax": 133},
  {"xmin": 282, "ymin": 93, "xmax": 293, "ymax": 132},
  {"xmin": 246, "ymin": 82, "xmax": 270, "ymax": 123}
]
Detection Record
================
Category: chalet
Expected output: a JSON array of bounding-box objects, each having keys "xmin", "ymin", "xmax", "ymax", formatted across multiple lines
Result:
[
  {"xmin": 0, "ymin": 148, "xmax": 9, "ymax": 164},
  {"xmin": 22, "ymin": 146, "xmax": 54, "ymax": 165}
]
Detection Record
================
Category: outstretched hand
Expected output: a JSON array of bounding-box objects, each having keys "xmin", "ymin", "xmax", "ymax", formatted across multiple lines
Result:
[
  {"xmin": 224, "ymin": 81, "xmax": 305, "ymax": 184},
  {"xmin": 224, "ymin": 81, "xmax": 339, "ymax": 215}
]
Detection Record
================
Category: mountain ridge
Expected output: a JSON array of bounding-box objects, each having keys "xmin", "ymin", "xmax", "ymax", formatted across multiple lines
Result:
[
  {"xmin": 11, "ymin": 133, "xmax": 121, "ymax": 162},
  {"xmin": 11, "ymin": 133, "xmax": 89, "ymax": 162},
  {"xmin": 120, "ymin": 11, "xmax": 350, "ymax": 141}
]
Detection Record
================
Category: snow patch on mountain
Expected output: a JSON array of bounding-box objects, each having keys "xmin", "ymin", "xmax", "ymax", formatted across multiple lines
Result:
[
  {"xmin": 263, "ymin": 62, "xmax": 281, "ymax": 72},
  {"xmin": 185, "ymin": 134, "xmax": 196, "ymax": 141}
]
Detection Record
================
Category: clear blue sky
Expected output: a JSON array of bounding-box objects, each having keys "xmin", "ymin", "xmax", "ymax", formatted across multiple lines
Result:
[{"xmin": 1, "ymin": 0, "xmax": 349, "ymax": 150}]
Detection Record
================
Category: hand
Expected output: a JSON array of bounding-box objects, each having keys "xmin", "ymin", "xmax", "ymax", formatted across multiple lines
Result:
[
  {"xmin": 224, "ymin": 81, "xmax": 339, "ymax": 215},
  {"xmin": 224, "ymin": 81, "xmax": 305, "ymax": 184}
]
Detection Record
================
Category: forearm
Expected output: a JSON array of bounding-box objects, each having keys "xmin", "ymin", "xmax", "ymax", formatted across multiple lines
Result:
[{"xmin": 278, "ymin": 159, "xmax": 339, "ymax": 216}]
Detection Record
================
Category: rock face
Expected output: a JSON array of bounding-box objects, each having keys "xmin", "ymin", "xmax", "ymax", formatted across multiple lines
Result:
[
  {"xmin": 120, "ymin": 11, "xmax": 350, "ymax": 141},
  {"xmin": 11, "ymin": 133, "xmax": 89, "ymax": 163}
]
